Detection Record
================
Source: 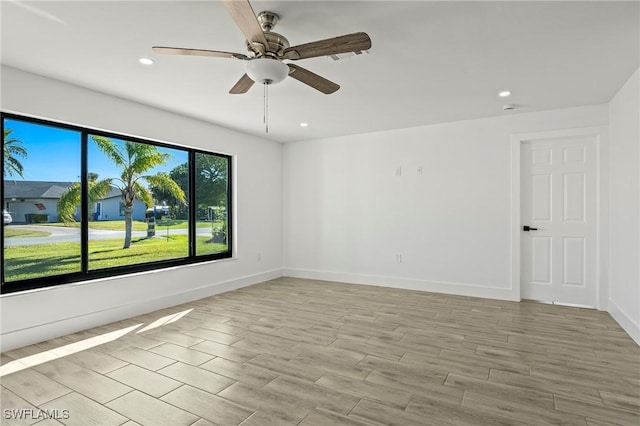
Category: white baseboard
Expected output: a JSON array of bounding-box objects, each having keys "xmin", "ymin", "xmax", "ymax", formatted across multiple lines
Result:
[
  {"xmin": 6, "ymin": 268, "xmax": 635, "ymax": 352},
  {"xmin": 608, "ymin": 298, "xmax": 640, "ymax": 346},
  {"xmin": 282, "ymin": 268, "xmax": 518, "ymax": 301},
  {"xmin": 0, "ymin": 269, "xmax": 282, "ymax": 352}
]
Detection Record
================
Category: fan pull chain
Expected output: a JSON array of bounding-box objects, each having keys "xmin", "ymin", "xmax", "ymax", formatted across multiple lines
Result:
[{"xmin": 263, "ymin": 82, "xmax": 269, "ymax": 134}]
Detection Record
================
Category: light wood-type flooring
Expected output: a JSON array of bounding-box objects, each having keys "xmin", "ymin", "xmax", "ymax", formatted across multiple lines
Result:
[{"xmin": 1, "ymin": 277, "xmax": 639, "ymax": 425}]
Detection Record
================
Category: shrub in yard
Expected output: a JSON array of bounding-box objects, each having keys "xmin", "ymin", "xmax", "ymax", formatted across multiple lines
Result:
[
  {"xmin": 25, "ymin": 213, "xmax": 49, "ymax": 223},
  {"xmin": 210, "ymin": 227, "xmax": 226, "ymax": 244}
]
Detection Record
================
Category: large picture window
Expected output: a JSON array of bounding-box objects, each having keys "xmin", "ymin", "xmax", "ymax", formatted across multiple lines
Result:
[{"xmin": 1, "ymin": 113, "xmax": 232, "ymax": 294}]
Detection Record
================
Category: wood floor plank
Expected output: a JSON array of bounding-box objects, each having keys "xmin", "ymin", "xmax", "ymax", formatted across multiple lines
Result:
[
  {"xmin": 148, "ymin": 342, "xmax": 214, "ymax": 366},
  {"xmin": 439, "ymin": 348, "xmax": 531, "ymax": 375},
  {"xmin": 108, "ymin": 346, "xmax": 175, "ymax": 371},
  {"xmin": 106, "ymin": 390, "xmax": 198, "ymax": 426},
  {"xmin": 231, "ymin": 335, "xmax": 297, "ymax": 359},
  {"xmin": 189, "ymin": 419, "xmax": 215, "ymax": 426},
  {"xmin": 299, "ymin": 407, "xmax": 370, "ymax": 426},
  {"xmin": 157, "ymin": 362, "xmax": 236, "ymax": 395},
  {"xmin": 238, "ymin": 411, "xmax": 297, "ymax": 426},
  {"xmin": 406, "ymin": 394, "xmax": 529, "ymax": 426},
  {"xmin": 188, "ymin": 339, "xmax": 257, "ymax": 363},
  {"xmin": 264, "ymin": 375, "xmax": 360, "ymax": 415},
  {"xmin": 489, "ymin": 368, "xmax": 604, "ymax": 405},
  {"xmin": 2, "ymin": 277, "xmax": 637, "ymax": 426},
  {"xmin": 1, "ymin": 369, "xmax": 72, "ymax": 406},
  {"xmin": 41, "ymin": 392, "xmax": 128, "ymax": 426},
  {"xmin": 183, "ymin": 328, "xmax": 243, "ymax": 345},
  {"xmin": 401, "ymin": 351, "xmax": 491, "ymax": 379},
  {"xmin": 554, "ymin": 396, "xmax": 640, "ymax": 426},
  {"xmin": 107, "ymin": 364, "xmax": 181, "ymax": 398},
  {"xmin": 39, "ymin": 363, "xmax": 133, "ymax": 404},
  {"xmin": 585, "ymin": 418, "xmax": 633, "ymax": 426},
  {"xmin": 0, "ymin": 386, "xmax": 39, "ymax": 426},
  {"xmin": 199, "ymin": 356, "xmax": 279, "ymax": 387},
  {"xmin": 293, "ymin": 342, "xmax": 366, "ymax": 364},
  {"xmin": 599, "ymin": 390, "xmax": 640, "ymax": 413},
  {"xmin": 359, "ymin": 354, "xmax": 449, "ymax": 386},
  {"xmin": 530, "ymin": 366, "xmax": 640, "ymax": 397},
  {"xmin": 444, "ymin": 373, "xmax": 554, "ymax": 409},
  {"xmin": 330, "ymin": 337, "xmax": 405, "ymax": 360},
  {"xmin": 218, "ymin": 382, "xmax": 314, "ymax": 424},
  {"xmin": 315, "ymin": 373, "xmax": 412, "ymax": 409},
  {"xmin": 63, "ymin": 349, "xmax": 129, "ymax": 374},
  {"xmin": 349, "ymin": 398, "xmax": 444, "ymax": 426},
  {"xmin": 365, "ymin": 369, "xmax": 464, "ymax": 405},
  {"xmin": 246, "ymin": 353, "xmax": 326, "ymax": 382},
  {"xmin": 462, "ymin": 390, "xmax": 588, "ymax": 426},
  {"xmin": 289, "ymin": 352, "xmax": 373, "ymax": 380},
  {"xmin": 160, "ymin": 384, "xmax": 253, "ymax": 425}
]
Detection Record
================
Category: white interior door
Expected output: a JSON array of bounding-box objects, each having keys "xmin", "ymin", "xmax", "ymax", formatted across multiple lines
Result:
[{"xmin": 521, "ymin": 136, "xmax": 597, "ymax": 306}]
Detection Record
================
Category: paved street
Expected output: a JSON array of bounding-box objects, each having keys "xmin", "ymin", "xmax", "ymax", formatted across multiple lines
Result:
[{"xmin": 4, "ymin": 225, "xmax": 212, "ymax": 246}]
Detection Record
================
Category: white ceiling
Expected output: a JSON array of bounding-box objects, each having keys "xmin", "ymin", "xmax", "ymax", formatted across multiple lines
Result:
[{"xmin": 1, "ymin": 1, "xmax": 638, "ymax": 143}]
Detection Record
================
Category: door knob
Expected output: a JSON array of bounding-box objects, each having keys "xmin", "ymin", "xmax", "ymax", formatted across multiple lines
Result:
[{"xmin": 523, "ymin": 226, "xmax": 538, "ymax": 231}]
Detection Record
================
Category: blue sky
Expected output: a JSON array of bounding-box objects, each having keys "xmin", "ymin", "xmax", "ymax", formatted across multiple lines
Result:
[{"xmin": 5, "ymin": 118, "xmax": 187, "ymax": 183}]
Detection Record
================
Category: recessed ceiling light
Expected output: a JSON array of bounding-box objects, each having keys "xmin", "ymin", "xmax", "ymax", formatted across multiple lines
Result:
[
  {"xmin": 499, "ymin": 90, "xmax": 511, "ymax": 97},
  {"xmin": 139, "ymin": 58, "xmax": 154, "ymax": 66},
  {"xmin": 300, "ymin": 122, "xmax": 309, "ymax": 127}
]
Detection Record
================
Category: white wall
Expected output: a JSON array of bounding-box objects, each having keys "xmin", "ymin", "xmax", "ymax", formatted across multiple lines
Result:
[
  {"xmin": 3, "ymin": 64, "xmax": 636, "ymax": 350},
  {"xmin": 0, "ymin": 66, "xmax": 283, "ymax": 351},
  {"xmin": 608, "ymin": 68, "xmax": 640, "ymax": 345},
  {"xmin": 283, "ymin": 105, "xmax": 609, "ymax": 301}
]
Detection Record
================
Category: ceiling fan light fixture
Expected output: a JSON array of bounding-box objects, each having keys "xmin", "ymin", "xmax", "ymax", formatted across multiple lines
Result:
[{"xmin": 245, "ymin": 58, "xmax": 289, "ymax": 85}]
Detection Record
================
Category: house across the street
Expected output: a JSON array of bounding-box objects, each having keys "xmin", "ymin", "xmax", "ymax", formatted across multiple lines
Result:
[{"xmin": 3, "ymin": 180, "xmax": 146, "ymax": 223}]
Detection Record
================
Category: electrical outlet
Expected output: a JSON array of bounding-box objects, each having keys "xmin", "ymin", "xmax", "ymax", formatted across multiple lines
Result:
[
  {"xmin": 395, "ymin": 166, "xmax": 402, "ymax": 177},
  {"xmin": 417, "ymin": 165, "xmax": 423, "ymax": 175},
  {"xmin": 395, "ymin": 254, "xmax": 402, "ymax": 263}
]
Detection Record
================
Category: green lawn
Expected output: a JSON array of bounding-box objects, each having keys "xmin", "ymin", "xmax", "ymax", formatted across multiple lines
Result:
[
  {"xmin": 36, "ymin": 220, "xmax": 220, "ymax": 231},
  {"xmin": 155, "ymin": 220, "xmax": 219, "ymax": 229},
  {"xmin": 3, "ymin": 236, "xmax": 228, "ymax": 281},
  {"xmin": 3, "ymin": 227, "xmax": 51, "ymax": 238}
]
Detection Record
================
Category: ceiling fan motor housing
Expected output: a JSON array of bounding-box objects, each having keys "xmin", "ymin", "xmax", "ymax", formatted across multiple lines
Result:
[
  {"xmin": 247, "ymin": 11, "xmax": 289, "ymax": 58},
  {"xmin": 248, "ymin": 31, "xmax": 289, "ymax": 58}
]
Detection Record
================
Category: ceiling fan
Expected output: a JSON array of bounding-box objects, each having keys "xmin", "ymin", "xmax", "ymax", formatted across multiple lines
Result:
[{"xmin": 152, "ymin": 0, "xmax": 372, "ymax": 95}]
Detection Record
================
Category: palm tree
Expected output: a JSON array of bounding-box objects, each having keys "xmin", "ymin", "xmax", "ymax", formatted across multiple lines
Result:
[
  {"xmin": 57, "ymin": 173, "xmax": 113, "ymax": 224},
  {"xmin": 3, "ymin": 129, "xmax": 27, "ymax": 179},
  {"xmin": 58, "ymin": 136, "xmax": 186, "ymax": 249},
  {"xmin": 93, "ymin": 136, "xmax": 186, "ymax": 248}
]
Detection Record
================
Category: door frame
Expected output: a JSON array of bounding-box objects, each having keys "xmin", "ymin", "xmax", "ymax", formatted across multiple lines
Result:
[{"xmin": 510, "ymin": 126, "xmax": 608, "ymax": 310}]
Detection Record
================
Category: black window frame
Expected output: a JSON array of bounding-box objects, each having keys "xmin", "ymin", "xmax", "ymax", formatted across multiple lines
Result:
[{"xmin": 1, "ymin": 112, "xmax": 233, "ymax": 294}]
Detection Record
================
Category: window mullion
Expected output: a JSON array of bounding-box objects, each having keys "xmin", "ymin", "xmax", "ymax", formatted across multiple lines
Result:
[
  {"xmin": 189, "ymin": 151, "xmax": 196, "ymax": 258},
  {"xmin": 81, "ymin": 132, "xmax": 89, "ymax": 273}
]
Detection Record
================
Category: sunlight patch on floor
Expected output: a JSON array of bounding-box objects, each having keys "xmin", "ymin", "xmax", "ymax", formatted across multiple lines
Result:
[
  {"xmin": 136, "ymin": 308, "xmax": 193, "ymax": 333},
  {"xmin": 0, "ymin": 324, "xmax": 142, "ymax": 377}
]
